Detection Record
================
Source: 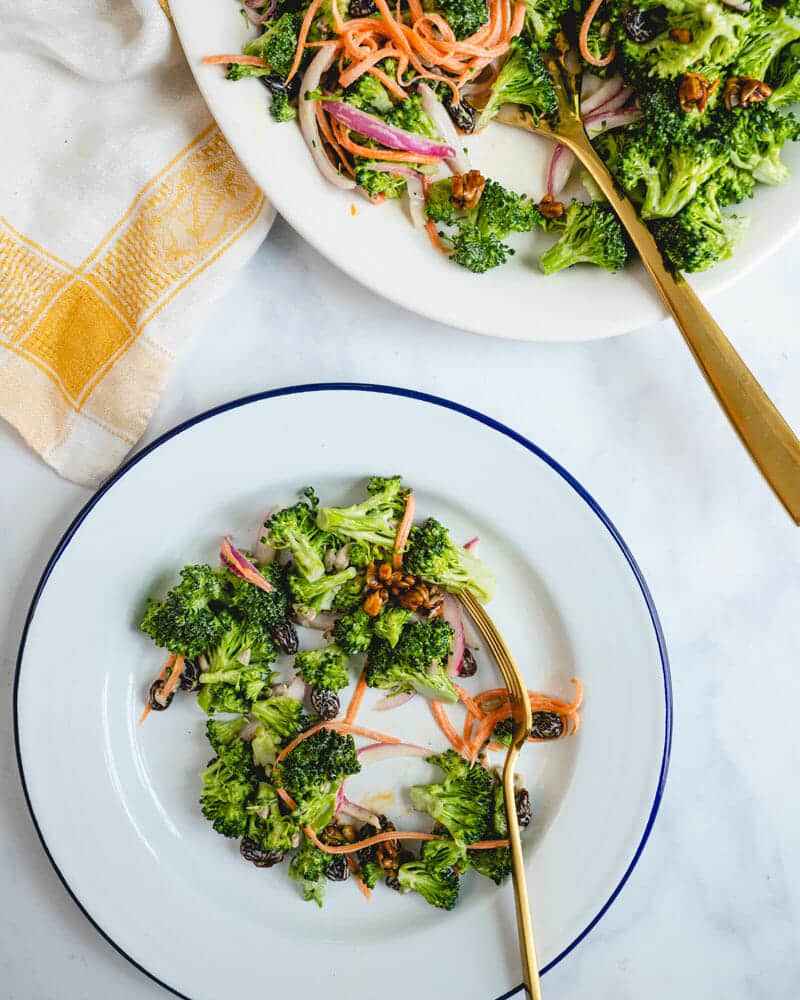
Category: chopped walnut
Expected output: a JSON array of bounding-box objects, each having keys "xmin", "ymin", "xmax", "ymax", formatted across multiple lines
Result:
[
  {"xmin": 678, "ymin": 72, "xmax": 719, "ymax": 114},
  {"xmin": 362, "ymin": 561, "xmax": 442, "ymax": 617},
  {"xmin": 536, "ymin": 193, "xmax": 565, "ymax": 221},
  {"xmin": 723, "ymin": 76, "xmax": 773, "ymax": 111},
  {"xmin": 451, "ymin": 170, "xmax": 486, "ymax": 211},
  {"xmin": 669, "ymin": 27, "xmax": 693, "ymax": 43}
]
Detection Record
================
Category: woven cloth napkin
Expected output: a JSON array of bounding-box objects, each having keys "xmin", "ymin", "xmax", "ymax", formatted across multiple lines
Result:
[{"xmin": 0, "ymin": 0, "xmax": 274, "ymax": 486}]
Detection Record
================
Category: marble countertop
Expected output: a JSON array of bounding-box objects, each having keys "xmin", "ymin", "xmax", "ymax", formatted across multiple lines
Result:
[{"xmin": 1, "ymin": 217, "xmax": 799, "ymax": 999}]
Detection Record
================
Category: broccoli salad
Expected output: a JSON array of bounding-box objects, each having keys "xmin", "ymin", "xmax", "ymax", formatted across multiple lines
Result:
[
  {"xmin": 204, "ymin": 0, "xmax": 800, "ymax": 275},
  {"xmin": 138, "ymin": 476, "xmax": 582, "ymax": 909}
]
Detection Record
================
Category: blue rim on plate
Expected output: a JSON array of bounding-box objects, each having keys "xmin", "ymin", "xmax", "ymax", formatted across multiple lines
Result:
[{"xmin": 14, "ymin": 383, "xmax": 672, "ymax": 1000}]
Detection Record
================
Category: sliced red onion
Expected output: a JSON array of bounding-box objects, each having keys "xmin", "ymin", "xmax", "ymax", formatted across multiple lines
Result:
[
  {"xmin": 590, "ymin": 85, "xmax": 633, "ymax": 116},
  {"xmin": 338, "ymin": 795, "xmax": 381, "ymax": 827},
  {"xmin": 236, "ymin": 648, "xmax": 252, "ymax": 666},
  {"xmin": 417, "ymin": 83, "xmax": 470, "ymax": 174},
  {"xmin": 585, "ymin": 106, "xmax": 643, "ymax": 138},
  {"xmin": 335, "ymin": 782, "xmax": 345, "ymax": 815},
  {"xmin": 220, "ymin": 536, "xmax": 275, "ymax": 592},
  {"xmin": 548, "ymin": 144, "xmax": 575, "ymax": 198},
  {"xmin": 300, "ymin": 49, "xmax": 356, "ymax": 190},
  {"xmin": 406, "ymin": 172, "xmax": 427, "ymax": 229},
  {"xmin": 373, "ymin": 690, "xmax": 417, "ymax": 711},
  {"xmin": 244, "ymin": 0, "xmax": 277, "ymax": 24},
  {"xmin": 463, "ymin": 536, "xmax": 480, "ymax": 553},
  {"xmin": 240, "ymin": 717, "xmax": 261, "ymax": 741},
  {"xmin": 357, "ymin": 741, "xmax": 431, "ymax": 765},
  {"xmin": 441, "ymin": 593, "xmax": 465, "ymax": 677},
  {"xmin": 325, "ymin": 100, "xmax": 456, "ymax": 160},
  {"xmin": 286, "ymin": 676, "xmax": 307, "ymax": 702},
  {"xmin": 581, "ymin": 75, "xmax": 624, "ymax": 115}
]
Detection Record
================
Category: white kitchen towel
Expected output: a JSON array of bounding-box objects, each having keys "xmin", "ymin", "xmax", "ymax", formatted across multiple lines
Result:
[{"xmin": 0, "ymin": 0, "xmax": 274, "ymax": 487}]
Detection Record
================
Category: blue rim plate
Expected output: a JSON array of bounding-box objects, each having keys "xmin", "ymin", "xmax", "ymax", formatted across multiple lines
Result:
[{"xmin": 15, "ymin": 383, "xmax": 671, "ymax": 999}]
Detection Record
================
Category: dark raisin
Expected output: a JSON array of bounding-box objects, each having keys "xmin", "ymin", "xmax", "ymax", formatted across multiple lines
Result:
[
  {"xmin": 515, "ymin": 788, "xmax": 532, "ymax": 829},
  {"xmin": 147, "ymin": 678, "xmax": 174, "ymax": 711},
  {"xmin": 530, "ymin": 711, "xmax": 564, "ymax": 739},
  {"xmin": 310, "ymin": 687, "xmax": 340, "ymax": 720},
  {"xmin": 349, "ymin": 0, "xmax": 377, "ymax": 14},
  {"xmin": 356, "ymin": 823, "xmax": 379, "ymax": 863},
  {"xmin": 460, "ymin": 647, "xmax": 478, "ymax": 677},
  {"xmin": 240, "ymin": 838, "xmax": 285, "ymax": 867},
  {"xmin": 179, "ymin": 659, "xmax": 200, "ymax": 692},
  {"xmin": 269, "ymin": 620, "xmax": 299, "ymax": 655},
  {"xmin": 385, "ymin": 872, "xmax": 402, "ymax": 891},
  {"xmin": 398, "ymin": 849, "xmax": 415, "ymax": 865},
  {"xmin": 622, "ymin": 6, "xmax": 666, "ymax": 42},
  {"xmin": 445, "ymin": 97, "xmax": 476, "ymax": 134},
  {"xmin": 259, "ymin": 74, "xmax": 288, "ymax": 96},
  {"xmin": 324, "ymin": 856, "xmax": 351, "ymax": 881}
]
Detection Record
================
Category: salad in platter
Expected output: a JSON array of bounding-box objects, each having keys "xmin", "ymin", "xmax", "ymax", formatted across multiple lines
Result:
[
  {"xmin": 138, "ymin": 476, "xmax": 582, "ymax": 909},
  {"xmin": 203, "ymin": 0, "xmax": 800, "ymax": 276}
]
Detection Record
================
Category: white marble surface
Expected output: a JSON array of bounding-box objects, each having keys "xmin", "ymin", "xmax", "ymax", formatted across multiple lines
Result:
[{"xmin": 2, "ymin": 218, "xmax": 800, "ymax": 999}]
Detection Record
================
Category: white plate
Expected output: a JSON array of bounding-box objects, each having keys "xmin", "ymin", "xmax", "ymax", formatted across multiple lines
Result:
[
  {"xmin": 15, "ymin": 385, "xmax": 670, "ymax": 999},
  {"xmin": 170, "ymin": 3, "xmax": 800, "ymax": 342}
]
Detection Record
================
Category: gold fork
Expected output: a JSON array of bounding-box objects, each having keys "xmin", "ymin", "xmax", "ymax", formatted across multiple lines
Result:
[
  {"xmin": 494, "ymin": 53, "xmax": 800, "ymax": 524},
  {"xmin": 459, "ymin": 589, "xmax": 541, "ymax": 1000}
]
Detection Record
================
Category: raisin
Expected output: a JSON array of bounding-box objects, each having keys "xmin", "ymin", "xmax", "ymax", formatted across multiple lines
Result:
[
  {"xmin": 445, "ymin": 97, "xmax": 476, "ymax": 134},
  {"xmin": 269, "ymin": 620, "xmax": 299, "ymax": 655},
  {"xmin": 240, "ymin": 839, "xmax": 285, "ymax": 868},
  {"xmin": 622, "ymin": 6, "xmax": 666, "ymax": 42},
  {"xmin": 460, "ymin": 647, "xmax": 478, "ymax": 677},
  {"xmin": 324, "ymin": 856, "xmax": 351, "ymax": 881},
  {"xmin": 147, "ymin": 678, "xmax": 174, "ymax": 711},
  {"xmin": 310, "ymin": 687, "xmax": 340, "ymax": 720},
  {"xmin": 349, "ymin": 0, "xmax": 377, "ymax": 14},
  {"xmin": 515, "ymin": 788, "xmax": 532, "ymax": 829},
  {"xmin": 179, "ymin": 659, "xmax": 200, "ymax": 692},
  {"xmin": 530, "ymin": 711, "xmax": 564, "ymax": 740}
]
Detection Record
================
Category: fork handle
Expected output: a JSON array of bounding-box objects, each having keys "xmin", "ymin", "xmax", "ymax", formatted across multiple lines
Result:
[
  {"xmin": 503, "ymin": 746, "xmax": 542, "ymax": 1000},
  {"xmin": 560, "ymin": 130, "xmax": 800, "ymax": 524}
]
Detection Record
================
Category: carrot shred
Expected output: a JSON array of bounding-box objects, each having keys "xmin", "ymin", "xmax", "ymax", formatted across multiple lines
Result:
[
  {"xmin": 367, "ymin": 66, "xmax": 409, "ymax": 100},
  {"xmin": 202, "ymin": 53, "xmax": 268, "ymax": 66},
  {"xmin": 305, "ymin": 825, "xmax": 439, "ymax": 854},
  {"xmin": 455, "ymin": 683, "xmax": 484, "ymax": 720},
  {"xmin": 424, "ymin": 218, "xmax": 448, "ymax": 253},
  {"xmin": 344, "ymin": 669, "xmax": 368, "ymax": 725},
  {"xmin": 392, "ymin": 492, "xmax": 416, "ymax": 570},
  {"xmin": 332, "ymin": 121, "xmax": 445, "ymax": 163},
  {"xmin": 469, "ymin": 706, "xmax": 511, "ymax": 763},
  {"xmin": 430, "ymin": 699, "xmax": 467, "ymax": 756},
  {"xmin": 276, "ymin": 720, "xmax": 402, "ymax": 764},
  {"xmin": 137, "ymin": 653, "xmax": 176, "ymax": 726},
  {"xmin": 347, "ymin": 856, "xmax": 373, "ymax": 899},
  {"xmin": 316, "ymin": 105, "xmax": 355, "ymax": 177},
  {"xmin": 579, "ymin": 0, "xmax": 616, "ymax": 67},
  {"xmin": 286, "ymin": 0, "xmax": 324, "ymax": 83}
]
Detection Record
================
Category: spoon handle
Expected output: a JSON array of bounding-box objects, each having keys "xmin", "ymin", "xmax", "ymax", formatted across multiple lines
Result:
[{"xmin": 561, "ymin": 128, "xmax": 800, "ymax": 523}]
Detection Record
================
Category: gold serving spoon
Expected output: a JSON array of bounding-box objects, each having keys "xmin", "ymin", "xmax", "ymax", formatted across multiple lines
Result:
[
  {"xmin": 495, "ymin": 52, "xmax": 800, "ymax": 524},
  {"xmin": 459, "ymin": 589, "xmax": 541, "ymax": 1000}
]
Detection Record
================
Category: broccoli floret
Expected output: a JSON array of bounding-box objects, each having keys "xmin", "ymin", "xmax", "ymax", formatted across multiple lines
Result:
[
  {"xmin": 199, "ymin": 756, "xmax": 255, "ymax": 838},
  {"xmin": 732, "ymin": 6, "xmax": 800, "ymax": 82},
  {"xmin": 478, "ymin": 38, "xmax": 557, "ymax": 129},
  {"xmin": 521, "ymin": 0, "xmax": 572, "ymax": 47},
  {"xmin": 270, "ymin": 91, "xmax": 297, "ymax": 122},
  {"xmin": 366, "ymin": 619, "xmax": 457, "ymax": 702},
  {"xmin": 316, "ymin": 476, "xmax": 409, "ymax": 547},
  {"xmin": 477, "ymin": 178, "xmax": 542, "ymax": 234},
  {"xmin": 372, "ymin": 607, "xmax": 413, "ymax": 647},
  {"xmin": 289, "ymin": 835, "xmax": 328, "ymax": 906},
  {"xmin": 331, "ymin": 571, "xmax": 366, "ymax": 610},
  {"xmin": 196, "ymin": 616, "xmax": 278, "ymax": 714},
  {"xmin": 223, "ymin": 561, "xmax": 290, "ymax": 631},
  {"xmin": 245, "ymin": 781, "xmax": 300, "ymax": 853},
  {"xmin": 409, "ymin": 751, "xmax": 495, "ymax": 844},
  {"xmin": 397, "ymin": 857, "xmax": 461, "ymax": 909},
  {"xmin": 725, "ymin": 102, "xmax": 800, "ymax": 184},
  {"xmin": 540, "ymin": 201, "xmax": 629, "ymax": 274},
  {"xmin": 242, "ymin": 11, "xmax": 300, "ymax": 78},
  {"xmin": 206, "ymin": 716, "xmax": 250, "ymax": 770},
  {"xmin": 404, "ymin": 517, "xmax": 496, "ymax": 602},
  {"xmin": 345, "ymin": 74, "xmax": 395, "ymax": 114},
  {"xmin": 139, "ymin": 564, "xmax": 226, "ymax": 657},
  {"xmin": 386, "ymin": 95, "xmax": 437, "ymax": 137},
  {"xmin": 468, "ymin": 845, "xmax": 513, "ymax": 884},
  {"xmin": 289, "ymin": 566, "xmax": 358, "ymax": 617},
  {"xmin": 650, "ymin": 182, "xmax": 749, "ymax": 271},
  {"xmin": 250, "ymin": 694, "xmax": 309, "ymax": 766},
  {"xmin": 769, "ymin": 40, "xmax": 800, "ymax": 106},
  {"xmin": 280, "ymin": 728, "xmax": 361, "ymax": 801},
  {"xmin": 354, "ymin": 161, "xmax": 407, "ymax": 199},
  {"xmin": 294, "ymin": 644, "xmax": 350, "ymax": 690},
  {"xmin": 438, "ymin": 0, "xmax": 490, "ymax": 39},
  {"xmin": 264, "ymin": 497, "xmax": 331, "ymax": 581},
  {"xmin": 451, "ymin": 227, "xmax": 514, "ymax": 272},
  {"xmin": 332, "ymin": 609, "xmax": 375, "ymax": 655},
  {"xmin": 360, "ymin": 858, "xmax": 384, "ymax": 889}
]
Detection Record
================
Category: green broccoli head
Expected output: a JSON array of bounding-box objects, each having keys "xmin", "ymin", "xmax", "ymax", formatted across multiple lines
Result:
[
  {"xmin": 366, "ymin": 619, "xmax": 457, "ymax": 702},
  {"xmin": 450, "ymin": 226, "xmax": 514, "ymax": 272},
  {"xmin": 372, "ymin": 606, "xmax": 413, "ymax": 647},
  {"xmin": 479, "ymin": 38, "xmax": 558, "ymax": 129},
  {"xmin": 223, "ymin": 561, "xmax": 290, "ymax": 631},
  {"xmin": 359, "ymin": 858, "xmax": 384, "ymax": 888},
  {"xmin": 332, "ymin": 571, "xmax": 367, "ymax": 610},
  {"xmin": 315, "ymin": 476, "xmax": 409, "ymax": 547},
  {"xmin": 332, "ymin": 609, "xmax": 375, "ymax": 655},
  {"xmin": 270, "ymin": 91, "xmax": 297, "ymax": 122},
  {"xmin": 468, "ymin": 845, "xmax": 513, "ymax": 884},
  {"xmin": 249, "ymin": 694, "xmax": 309, "ymax": 767},
  {"xmin": 438, "ymin": 0, "xmax": 490, "ymax": 39},
  {"xmin": 264, "ymin": 497, "xmax": 332, "ymax": 582},
  {"xmin": 196, "ymin": 616, "xmax": 278, "ymax": 714},
  {"xmin": 355, "ymin": 161, "xmax": 408, "ymax": 199},
  {"xmin": 539, "ymin": 201, "xmax": 630, "ymax": 274},
  {"xmin": 386, "ymin": 95, "xmax": 438, "ymax": 137},
  {"xmin": 409, "ymin": 751, "xmax": 495, "ymax": 844},
  {"xmin": 245, "ymin": 781, "xmax": 300, "ymax": 853},
  {"xmin": 404, "ymin": 517, "xmax": 496, "ymax": 602},
  {"xmin": 289, "ymin": 566, "xmax": 358, "ymax": 617},
  {"xmin": 199, "ymin": 756, "xmax": 256, "ymax": 838},
  {"xmin": 294, "ymin": 644, "xmax": 350, "ymax": 691},
  {"xmin": 206, "ymin": 717, "xmax": 251, "ymax": 770},
  {"xmin": 242, "ymin": 11, "xmax": 301, "ymax": 79},
  {"xmin": 279, "ymin": 728, "xmax": 361, "ymax": 801},
  {"xmin": 139, "ymin": 564, "xmax": 226, "ymax": 657},
  {"xmin": 521, "ymin": 0, "xmax": 572, "ymax": 47},
  {"xmin": 769, "ymin": 40, "xmax": 800, "ymax": 107},
  {"xmin": 289, "ymin": 835, "xmax": 328, "ymax": 906},
  {"xmin": 650, "ymin": 182, "xmax": 749, "ymax": 272},
  {"xmin": 397, "ymin": 857, "xmax": 461, "ymax": 909},
  {"xmin": 732, "ymin": 6, "xmax": 800, "ymax": 82},
  {"xmin": 345, "ymin": 74, "xmax": 395, "ymax": 115},
  {"xmin": 724, "ymin": 102, "xmax": 800, "ymax": 185}
]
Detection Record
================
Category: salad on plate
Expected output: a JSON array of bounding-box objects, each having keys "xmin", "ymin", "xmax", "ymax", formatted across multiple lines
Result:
[{"xmin": 137, "ymin": 476, "xmax": 582, "ymax": 909}]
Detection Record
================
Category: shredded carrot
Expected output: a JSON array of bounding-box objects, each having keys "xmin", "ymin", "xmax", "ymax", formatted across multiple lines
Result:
[
  {"xmin": 463, "ymin": 711, "xmax": 475, "ymax": 747},
  {"xmin": 470, "ymin": 838, "xmax": 511, "ymax": 850},
  {"xmin": 430, "ymin": 699, "xmax": 467, "ymax": 755},
  {"xmin": 306, "ymin": 825, "xmax": 438, "ymax": 854},
  {"xmin": 277, "ymin": 785, "xmax": 298, "ymax": 811},
  {"xmin": 276, "ymin": 719, "xmax": 402, "ymax": 764},
  {"xmin": 425, "ymin": 218, "xmax": 448, "ymax": 253},
  {"xmin": 286, "ymin": 0, "xmax": 324, "ymax": 83},
  {"xmin": 392, "ymin": 492, "xmax": 416, "ymax": 570},
  {"xmin": 202, "ymin": 54, "xmax": 268, "ymax": 66},
  {"xmin": 347, "ymin": 856, "xmax": 373, "ymax": 899},
  {"xmin": 469, "ymin": 706, "xmax": 511, "ymax": 762},
  {"xmin": 344, "ymin": 669, "xmax": 369, "ymax": 725},
  {"xmin": 579, "ymin": 0, "xmax": 616, "ymax": 67},
  {"xmin": 316, "ymin": 105, "xmax": 356, "ymax": 177},
  {"xmin": 339, "ymin": 45, "xmax": 399, "ymax": 87},
  {"xmin": 367, "ymin": 66, "xmax": 409, "ymax": 101},
  {"xmin": 455, "ymin": 683, "xmax": 484, "ymax": 720},
  {"xmin": 331, "ymin": 120, "xmax": 444, "ymax": 164},
  {"xmin": 137, "ymin": 653, "xmax": 177, "ymax": 726}
]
